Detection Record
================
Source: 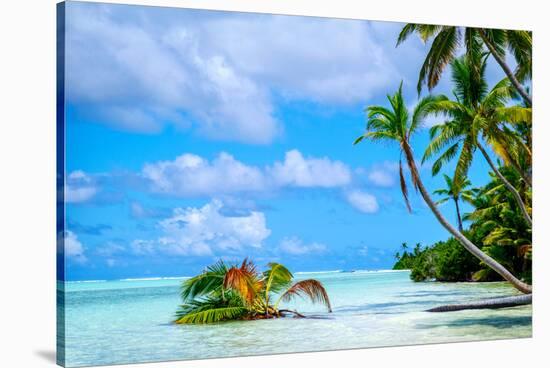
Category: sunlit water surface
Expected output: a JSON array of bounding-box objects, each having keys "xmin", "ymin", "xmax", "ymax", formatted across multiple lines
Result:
[{"xmin": 60, "ymin": 270, "xmax": 532, "ymax": 367}]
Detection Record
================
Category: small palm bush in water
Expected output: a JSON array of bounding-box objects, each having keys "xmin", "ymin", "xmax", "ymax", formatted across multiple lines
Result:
[{"xmin": 175, "ymin": 259, "xmax": 332, "ymax": 324}]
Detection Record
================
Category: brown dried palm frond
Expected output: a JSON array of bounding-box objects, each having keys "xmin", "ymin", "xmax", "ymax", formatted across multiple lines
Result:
[
  {"xmin": 281, "ymin": 279, "xmax": 332, "ymax": 312},
  {"xmin": 518, "ymin": 244, "xmax": 532, "ymax": 258},
  {"xmin": 223, "ymin": 258, "xmax": 262, "ymax": 305},
  {"xmin": 399, "ymin": 158, "xmax": 412, "ymax": 213}
]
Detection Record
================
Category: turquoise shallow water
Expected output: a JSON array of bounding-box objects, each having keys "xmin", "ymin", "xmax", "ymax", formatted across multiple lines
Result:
[{"xmin": 60, "ymin": 270, "xmax": 532, "ymax": 367}]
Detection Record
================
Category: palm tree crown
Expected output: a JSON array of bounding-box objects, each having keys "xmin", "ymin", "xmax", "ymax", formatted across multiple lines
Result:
[
  {"xmin": 421, "ymin": 54, "xmax": 532, "ymax": 226},
  {"xmin": 433, "ymin": 174, "xmax": 475, "ymax": 231},
  {"xmin": 396, "ymin": 24, "xmax": 532, "ymax": 106},
  {"xmin": 175, "ymin": 259, "xmax": 332, "ymax": 324},
  {"xmin": 354, "ymin": 82, "xmax": 441, "ymax": 212}
]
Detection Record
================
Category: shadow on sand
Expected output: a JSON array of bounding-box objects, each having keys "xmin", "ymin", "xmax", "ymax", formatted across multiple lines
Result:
[{"xmin": 416, "ymin": 315, "xmax": 532, "ymax": 330}]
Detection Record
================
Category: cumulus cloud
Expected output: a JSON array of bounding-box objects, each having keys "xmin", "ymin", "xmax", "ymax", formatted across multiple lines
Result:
[
  {"xmin": 63, "ymin": 230, "xmax": 87, "ymax": 263},
  {"xmin": 65, "ymin": 4, "xmax": 278, "ymax": 143},
  {"xmin": 64, "ymin": 3, "xmax": 425, "ymax": 143},
  {"xmin": 365, "ymin": 161, "xmax": 399, "ymax": 187},
  {"xmin": 132, "ymin": 199, "xmax": 271, "ymax": 257},
  {"xmin": 269, "ymin": 150, "xmax": 351, "ymax": 188},
  {"xmin": 142, "ymin": 152, "xmax": 267, "ymax": 197},
  {"xmin": 346, "ymin": 190, "xmax": 379, "ymax": 213},
  {"xmin": 279, "ymin": 236, "xmax": 327, "ymax": 255},
  {"xmin": 65, "ymin": 170, "xmax": 98, "ymax": 203},
  {"xmin": 204, "ymin": 16, "xmax": 401, "ymax": 104},
  {"xmin": 142, "ymin": 149, "xmax": 351, "ymax": 197}
]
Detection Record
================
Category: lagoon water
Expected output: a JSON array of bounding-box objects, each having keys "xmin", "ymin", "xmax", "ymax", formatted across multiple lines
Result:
[{"xmin": 60, "ymin": 270, "xmax": 531, "ymax": 367}]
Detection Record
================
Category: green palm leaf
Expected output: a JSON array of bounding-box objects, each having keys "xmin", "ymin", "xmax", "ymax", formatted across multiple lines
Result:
[
  {"xmin": 175, "ymin": 306, "xmax": 248, "ymax": 324},
  {"xmin": 263, "ymin": 263, "xmax": 293, "ymax": 295},
  {"xmin": 180, "ymin": 260, "xmax": 227, "ymax": 301}
]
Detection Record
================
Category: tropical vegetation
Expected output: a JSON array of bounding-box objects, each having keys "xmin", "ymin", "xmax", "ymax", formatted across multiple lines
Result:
[
  {"xmin": 174, "ymin": 259, "xmax": 332, "ymax": 324},
  {"xmin": 394, "ymin": 166, "xmax": 531, "ymax": 283},
  {"xmin": 354, "ymin": 23, "xmax": 532, "ymax": 295}
]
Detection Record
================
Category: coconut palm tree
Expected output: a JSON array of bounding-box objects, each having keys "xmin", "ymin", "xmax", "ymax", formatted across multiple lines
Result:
[
  {"xmin": 421, "ymin": 55, "xmax": 532, "ymax": 226},
  {"xmin": 433, "ymin": 174, "xmax": 475, "ymax": 232},
  {"xmin": 396, "ymin": 25, "xmax": 532, "ymax": 106},
  {"xmin": 354, "ymin": 83, "xmax": 531, "ymax": 294},
  {"xmin": 174, "ymin": 259, "xmax": 332, "ymax": 324}
]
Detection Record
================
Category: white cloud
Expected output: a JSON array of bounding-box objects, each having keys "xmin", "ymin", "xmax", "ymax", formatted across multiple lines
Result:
[
  {"xmin": 142, "ymin": 150, "xmax": 351, "ymax": 197},
  {"xmin": 366, "ymin": 162, "xmax": 399, "ymax": 187},
  {"xmin": 268, "ymin": 150, "xmax": 351, "ymax": 188},
  {"xmin": 142, "ymin": 152, "xmax": 267, "ymax": 197},
  {"xmin": 64, "ymin": 230, "xmax": 87, "ymax": 263},
  {"xmin": 279, "ymin": 236, "xmax": 327, "ymax": 255},
  {"xmin": 65, "ymin": 170, "xmax": 98, "ymax": 203},
  {"xmin": 66, "ymin": 4, "xmax": 278, "ymax": 144},
  {"xmin": 368, "ymin": 170, "xmax": 394, "ymax": 187},
  {"xmin": 346, "ymin": 190, "xmax": 379, "ymax": 213},
  {"xmin": 133, "ymin": 199, "xmax": 271, "ymax": 256},
  {"xmin": 205, "ymin": 16, "xmax": 400, "ymax": 104},
  {"xmin": 64, "ymin": 4, "xmax": 428, "ymax": 143}
]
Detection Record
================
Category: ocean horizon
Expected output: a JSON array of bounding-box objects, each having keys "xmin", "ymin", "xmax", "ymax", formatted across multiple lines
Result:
[{"xmin": 62, "ymin": 268, "xmax": 408, "ymax": 284}]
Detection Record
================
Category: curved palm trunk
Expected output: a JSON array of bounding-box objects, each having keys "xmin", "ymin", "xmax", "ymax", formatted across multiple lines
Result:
[
  {"xmin": 427, "ymin": 294, "xmax": 532, "ymax": 312},
  {"xmin": 476, "ymin": 142, "xmax": 532, "ymax": 227},
  {"xmin": 402, "ymin": 142, "xmax": 532, "ymax": 294},
  {"xmin": 477, "ymin": 29, "xmax": 532, "ymax": 107},
  {"xmin": 278, "ymin": 309, "xmax": 306, "ymax": 318},
  {"xmin": 453, "ymin": 198, "xmax": 464, "ymax": 232}
]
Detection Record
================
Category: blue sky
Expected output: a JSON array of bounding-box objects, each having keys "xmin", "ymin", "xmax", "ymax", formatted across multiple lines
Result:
[{"xmin": 62, "ymin": 1, "xmax": 508, "ymax": 281}]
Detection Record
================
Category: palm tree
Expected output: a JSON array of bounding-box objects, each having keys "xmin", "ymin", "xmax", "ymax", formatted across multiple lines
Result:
[
  {"xmin": 464, "ymin": 168, "xmax": 532, "ymax": 282},
  {"xmin": 354, "ymin": 83, "xmax": 531, "ymax": 294},
  {"xmin": 433, "ymin": 174, "xmax": 475, "ymax": 232},
  {"xmin": 174, "ymin": 259, "xmax": 332, "ymax": 324},
  {"xmin": 396, "ymin": 25, "xmax": 532, "ymax": 106},
  {"xmin": 421, "ymin": 55, "xmax": 532, "ymax": 226}
]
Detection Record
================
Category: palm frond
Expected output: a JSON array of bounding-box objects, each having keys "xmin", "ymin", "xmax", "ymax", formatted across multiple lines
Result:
[
  {"xmin": 410, "ymin": 94, "xmax": 447, "ymax": 136},
  {"xmin": 396, "ymin": 23, "xmax": 418, "ymax": 46},
  {"xmin": 180, "ymin": 260, "xmax": 227, "ymax": 301},
  {"xmin": 431, "ymin": 142, "xmax": 460, "ymax": 176},
  {"xmin": 175, "ymin": 306, "xmax": 248, "ymax": 324},
  {"xmin": 505, "ymin": 30, "xmax": 532, "ymax": 82},
  {"xmin": 280, "ymin": 279, "xmax": 332, "ymax": 312},
  {"xmin": 223, "ymin": 258, "xmax": 262, "ymax": 305},
  {"xmin": 452, "ymin": 136, "xmax": 475, "ymax": 188},
  {"xmin": 495, "ymin": 106, "xmax": 532, "ymax": 125},
  {"xmin": 418, "ymin": 26, "xmax": 461, "ymax": 92},
  {"xmin": 263, "ymin": 263, "xmax": 293, "ymax": 295},
  {"xmin": 423, "ymin": 121, "xmax": 463, "ymax": 163}
]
